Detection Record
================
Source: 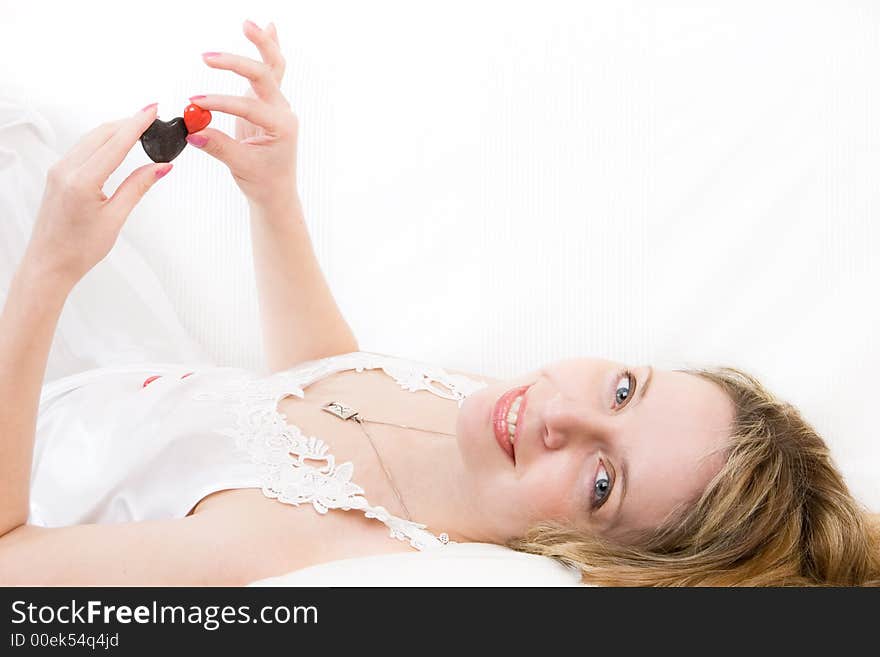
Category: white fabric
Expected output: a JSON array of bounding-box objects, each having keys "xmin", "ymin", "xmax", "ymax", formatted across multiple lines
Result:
[
  {"xmin": 249, "ymin": 543, "xmax": 584, "ymax": 587},
  {"xmin": 3, "ymin": 1, "xmax": 879, "ymax": 582},
  {"xmin": 191, "ymin": 350, "xmax": 488, "ymax": 550},
  {"xmin": 30, "ymin": 364, "xmax": 261, "ymax": 526},
  {"xmin": 1, "ymin": 97, "xmax": 576, "ymax": 584},
  {"xmin": 30, "ymin": 351, "xmax": 487, "ymax": 551},
  {"xmin": 3, "ymin": 2, "xmax": 876, "ymax": 512},
  {"xmin": 0, "ymin": 99, "xmax": 216, "ymax": 383}
]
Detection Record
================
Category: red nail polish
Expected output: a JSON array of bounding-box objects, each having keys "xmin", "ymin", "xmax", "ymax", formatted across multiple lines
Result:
[
  {"xmin": 154, "ymin": 164, "xmax": 173, "ymax": 180},
  {"xmin": 189, "ymin": 95, "xmax": 207, "ymax": 101}
]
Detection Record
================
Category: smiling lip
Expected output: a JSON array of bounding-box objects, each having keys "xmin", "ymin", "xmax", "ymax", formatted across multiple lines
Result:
[{"xmin": 493, "ymin": 385, "xmax": 531, "ymax": 463}]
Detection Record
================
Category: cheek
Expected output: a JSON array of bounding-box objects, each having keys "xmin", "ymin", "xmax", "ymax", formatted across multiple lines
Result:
[{"xmin": 518, "ymin": 457, "xmax": 586, "ymax": 523}]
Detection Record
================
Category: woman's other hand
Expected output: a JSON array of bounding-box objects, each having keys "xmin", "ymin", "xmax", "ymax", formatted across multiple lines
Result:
[
  {"xmin": 27, "ymin": 105, "xmax": 171, "ymax": 286},
  {"xmin": 187, "ymin": 20, "xmax": 299, "ymax": 211}
]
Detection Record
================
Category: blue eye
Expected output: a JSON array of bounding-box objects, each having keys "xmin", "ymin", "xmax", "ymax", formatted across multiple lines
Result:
[
  {"xmin": 593, "ymin": 459, "xmax": 612, "ymax": 509},
  {"xmin": 614, "ymin": 371, "xmax": 636, "ymax": 408}
]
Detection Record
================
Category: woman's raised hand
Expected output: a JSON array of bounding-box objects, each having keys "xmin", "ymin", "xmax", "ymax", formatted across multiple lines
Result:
[
  {"xmin": 27, "ymin": 105, "xmax": 170, "ymax": 286},
  {"xmin": 187, "ymin": 20, "xmax": 299, "ymax": 210}
]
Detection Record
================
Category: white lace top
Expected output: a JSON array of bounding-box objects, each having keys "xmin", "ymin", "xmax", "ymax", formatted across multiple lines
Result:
[{"xmin": 28, "ymin": 351, "xmax": 488, "ymax": 551}]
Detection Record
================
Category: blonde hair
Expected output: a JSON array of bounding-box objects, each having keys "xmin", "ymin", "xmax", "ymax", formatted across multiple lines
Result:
[{"xmin": 508, "ymin": 366, "xmax": 880, "ymax": 586}]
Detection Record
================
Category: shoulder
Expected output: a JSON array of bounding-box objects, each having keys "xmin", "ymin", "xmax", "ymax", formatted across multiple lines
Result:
[
  {"xmin": 0, "ymin": 511, "xmax": 264, "ymax": 586},
  {"xmin": 442, "ymin": 366, "xmax": 501, "ymax": 387},
  {"xmin": 362, "ymin": 350, "xmax": 501, "ymax": 386},
  {"xmin": 1, "ymin": 489, "xmax": 410, "ymax": 585},
  {"xmin": 197, "ymin": 490, "xmax": 416, "ymax": 579}
]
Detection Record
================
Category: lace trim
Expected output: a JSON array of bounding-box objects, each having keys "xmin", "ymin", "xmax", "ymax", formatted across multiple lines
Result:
[
  {"xmin": 268, "ymin": 351, "xmax": 487, "ymax": 408},
  {"xmin": 193, "ymin": 351, "xmax": 488, "ymax": 551}
]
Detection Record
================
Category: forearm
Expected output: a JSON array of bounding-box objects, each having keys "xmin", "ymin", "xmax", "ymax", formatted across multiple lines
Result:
[
  {"xmin": 0, "ymin": 252, "xmax": 73, "ymax": 537},
  {"xmin": 248, "ymin": 196, "xmax": 358, "ymax": 373}
]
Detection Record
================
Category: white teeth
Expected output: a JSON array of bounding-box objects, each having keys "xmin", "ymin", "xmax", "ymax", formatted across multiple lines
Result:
[{"xmin": 505, "ymin": 394, "xmax": 524, "ymax": 444}]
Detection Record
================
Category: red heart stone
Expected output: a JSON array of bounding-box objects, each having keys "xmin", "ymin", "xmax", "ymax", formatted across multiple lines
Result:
[{"xmin": 183, "ymin": 103, "xmax": 212, "ymax": 133}]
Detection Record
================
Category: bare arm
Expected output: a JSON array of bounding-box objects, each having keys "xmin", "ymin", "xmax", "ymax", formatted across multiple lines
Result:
[
  {"xmin": 185, "ymin": 23, "xmax": 358, "ymax": 372},
  {"xmin": 0, "ymin": 253, "xmax": 73, "ymax": 537},
  {"xmin": 248, "ymin": 196, "xmax": 359, "ymax": 373},
  {"xmin": 0, "ymin": 103, "xmax": 178, "ymax": 540},
  {"xmin": 0, "ymin": 513, "xmax": 275, "ymax": 586}
]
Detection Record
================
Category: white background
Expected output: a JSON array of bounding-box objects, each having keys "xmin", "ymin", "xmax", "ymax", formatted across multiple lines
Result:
[{"xmin": 2, "ymin": 0, "xmax": 878, "ymax": 509}]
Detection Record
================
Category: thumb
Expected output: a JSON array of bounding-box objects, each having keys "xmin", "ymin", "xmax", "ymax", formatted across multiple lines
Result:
[
  {"xmin": 107, "ymin": 162, "xmax": 172, "ymax": 219},
  {"xmin": 186, "ymin": 127, "xmax": 245, "ymax": 165}
]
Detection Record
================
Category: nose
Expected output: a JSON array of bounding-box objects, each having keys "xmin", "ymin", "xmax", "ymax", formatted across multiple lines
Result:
[{"xmin": 540, "ymin": 395, "xmax": 613, "ymax": 450}]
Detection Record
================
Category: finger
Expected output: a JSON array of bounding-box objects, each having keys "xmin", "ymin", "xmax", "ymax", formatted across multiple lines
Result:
[
  {"xmin": 106, "ymin": 162, "xmax": 172, "ymax": 220},
  {"xmin": 58, "ymin": 119, "xmax": 127, "ymax": 173},
  {"xmin": 184, "ymin": 126, "xmax": 247, "ymax": 166},
  {"xmin": 243, "ymin": 19, "xmax": 286, "ymax": 84},
  {"xmin": 80, "ymin": 104, "xmax": 160, "ymax": 187},
  {"xmin": 202, "ymin": 50, "xmax": 285, "ymax": 105},
  {"xmin": 186, "ymin": 93, "xmax": 285, "ymax": 133},
  {"xmin": 267, "ymin": 22, "xmax": 280, "ymax": 47}
]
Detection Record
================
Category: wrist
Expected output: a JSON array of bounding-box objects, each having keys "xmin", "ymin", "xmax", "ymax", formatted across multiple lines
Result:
[
  {"xmin": 17, "ymin": 247, "xmax": 78, "ymax": 297},
  {"xmin": 246, "ymin": 176, "xmax": 300, "ymax": 207},
  {"xmin": 248, "ymin": 192, "xmax": 304, "ymax": 224}
]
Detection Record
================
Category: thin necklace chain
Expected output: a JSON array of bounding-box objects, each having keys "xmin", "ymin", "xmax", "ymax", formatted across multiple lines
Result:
[
  {"xmin": 353, "ymin": 416, "xmax": 456, "ymax": 437},
  {"xmin": 353, "ymin": 416, "xmax": 414, "ymax": 521},
  {"xmin": 321, "ymin": 401, "xmax": 453, "ymax": 534}
]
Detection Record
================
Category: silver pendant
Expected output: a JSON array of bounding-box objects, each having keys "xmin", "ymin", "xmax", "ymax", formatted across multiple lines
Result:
[{"xmin": 321, "ymin": 401, "xmax": 360, "ymax": 421}]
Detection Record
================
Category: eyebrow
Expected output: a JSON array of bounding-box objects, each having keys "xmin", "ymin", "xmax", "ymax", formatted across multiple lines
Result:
[{"xmin": 607, "ymin": 365, "xmax": 652, "ymax": 531}]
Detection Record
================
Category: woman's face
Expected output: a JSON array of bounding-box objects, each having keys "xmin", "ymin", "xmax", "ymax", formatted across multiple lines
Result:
[{"xmin": 455, "ymin": 357, "xmax": 734, "ymax": 543}]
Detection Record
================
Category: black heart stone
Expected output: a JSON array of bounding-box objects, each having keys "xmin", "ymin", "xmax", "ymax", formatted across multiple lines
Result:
[{"xmin": 140, "ymin": 117, "xmax": 188, "ymax": 163}]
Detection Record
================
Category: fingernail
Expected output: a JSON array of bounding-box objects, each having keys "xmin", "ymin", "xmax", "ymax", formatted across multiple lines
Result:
[
  {"xmin": 245, "ymin": 19, "xmax": 259, "ymax": 30},
  {"xmin": 155, "ymin": 163, "xmax": 173, "ymax": 180},
  {"xmin": 186, "ymin": 134, "xmax": 208, "ymax": 147},
  {"xmin": 189, "ymin": 95, "xmax": 207, "ymax": 101},
  {"xmin": 140, "ymin": 102, "xmax": 158, "ymax": 113},
  {"xmin": 202, "ymin": 51, "xmax": 221, "ymax": 58}
]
